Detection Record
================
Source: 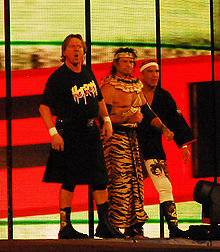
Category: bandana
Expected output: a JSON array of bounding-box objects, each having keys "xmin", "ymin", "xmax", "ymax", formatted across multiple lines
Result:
[
  {"xmin": 140, "ymin": 62, "xmax": 159, "ymax": 72},
  {"xmin": 114, "ymin": 52, "xmax": 135, "ymax": 60}
]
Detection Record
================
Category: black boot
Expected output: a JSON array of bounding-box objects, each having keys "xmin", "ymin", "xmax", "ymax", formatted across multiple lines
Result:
[
  {"xmin": 161, "ymin": 201, "xmax": 189, "ymax": 238},
  {"xmin": 95, "ymin": 202, "xmax": 126, "ymax": 238},
  {"xmin": 58, "ymin": 207, "xmax": 89, "ymax": 239},
  {"xmin": 124, "ymin": 222, "xmax": 148, "ymax": 239}
]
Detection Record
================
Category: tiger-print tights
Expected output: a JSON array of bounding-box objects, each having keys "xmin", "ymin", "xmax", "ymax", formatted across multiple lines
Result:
[{"xmin": 103, "ymin": 129, "xmax": 149, "ymax": 229}]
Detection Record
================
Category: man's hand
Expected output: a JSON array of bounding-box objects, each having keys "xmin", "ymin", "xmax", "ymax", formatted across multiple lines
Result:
[
  {"xmin": 129, "ymin": 112, "xmax": 143, "ymax": 123},
  {"xmin": 100, "ymin": 121, "xmax": 113, "ymax": 140},
  {"xmin": 182, "ymin": 147, "xmax": 191, "ymax": 164},
  {"xmin": 51, "ymin": 134, "xmax": 64, "ymax": 151},
  {"xmin": 162, "ymin": 127, "xmax": 174, "ymax": 141}
]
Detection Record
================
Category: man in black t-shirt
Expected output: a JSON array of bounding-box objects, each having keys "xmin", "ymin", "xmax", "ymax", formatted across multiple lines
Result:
[{"xmin": 39, "ymin": 34, "xmax": 125, "ymax": 239}]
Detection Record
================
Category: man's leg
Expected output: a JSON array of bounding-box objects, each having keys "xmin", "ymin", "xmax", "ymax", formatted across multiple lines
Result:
[
  {"xmin": 145, "ymin": 159, "xmax": 174, "ymax": 203},
  {"xmin": 58, "ymin": 184, "xmax": 89, "ymax": 239},
  {"xmin": 92, "ymin": 187, "xmax": 125, "ymax": 239},
  {"xmin": 59, "ymin": 188, "xmax": 73, "ymax": 208},
  {"xmin": 145, "ymin": 159, "xmax": 189, "ymax": 238},
  {"xmin": 92, "ymin": 188, "xmax": 108, "ymax": 205}
]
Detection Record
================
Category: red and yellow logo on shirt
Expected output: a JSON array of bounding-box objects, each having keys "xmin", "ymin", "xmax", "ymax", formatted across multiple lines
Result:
[{"xmin": 71, "ymin": 80, "xmax": 98, "ymax": 104}]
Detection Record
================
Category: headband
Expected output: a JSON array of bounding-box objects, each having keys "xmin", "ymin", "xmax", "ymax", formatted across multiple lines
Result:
[
  {"xmin": 114, "ymin": 52, "xmax": 135, "ymax": 60},
  {"xmin": 140, "ymin": 62, "xmax": 159, "ymax": 72}
]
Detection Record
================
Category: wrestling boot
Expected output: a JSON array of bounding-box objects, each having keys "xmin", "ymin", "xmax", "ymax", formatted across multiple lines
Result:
[
  {"xmin": 161, "ymin": 201, "xmax": 189, "ymax": 238},
  {"xmin": 95, "ymin": 202, "xmax": 126, "ymax": 239},
  {"xmin": 124, "ymin": 222, "xmax": 148, "ymax": 239},
  {"xmin": 58, "ymin": 207, "xmax": 89, "ymax": 239}
]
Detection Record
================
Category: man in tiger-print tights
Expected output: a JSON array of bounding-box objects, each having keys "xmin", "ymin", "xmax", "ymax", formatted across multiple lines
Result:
[{"xmin": 100, "ymin": 48, "xmax": 174, "ymax": 238}]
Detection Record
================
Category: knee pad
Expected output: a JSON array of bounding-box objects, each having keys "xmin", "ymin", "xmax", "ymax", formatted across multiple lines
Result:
[{"xmin": 158, "ymin": 179, "xmax": 173, "ymax": 203}]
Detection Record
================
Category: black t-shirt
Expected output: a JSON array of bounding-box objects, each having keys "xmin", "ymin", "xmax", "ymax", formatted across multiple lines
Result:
[{"xmin": 41, "ymin": 64, "xmax": 103, "ymax": 124}]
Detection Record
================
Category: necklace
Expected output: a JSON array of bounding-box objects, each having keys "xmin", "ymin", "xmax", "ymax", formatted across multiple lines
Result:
[
  {"xmin": 142, "ymin": 87, "xmax": 155, "ymax": 106},
  {"xmin": 108, "ymin": 75, "xmax": 143, "ymax": 93}
]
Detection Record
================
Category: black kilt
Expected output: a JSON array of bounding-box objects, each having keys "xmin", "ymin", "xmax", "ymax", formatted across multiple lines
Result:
[{"xmin": 43, "ymin": 121, "xmax": 108, "ymax": 186}]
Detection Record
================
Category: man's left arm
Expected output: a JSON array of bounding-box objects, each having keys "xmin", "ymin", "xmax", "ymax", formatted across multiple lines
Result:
[
  {"xmin": 98, "ymin": 99, "xmax": 113, "ymax": 140},
  {"xmin": 163, "ymin": 90, "xmax": 196, "ymax": 146},
  {"xmin": 181, "ymin": 145, "xmax": 191, "ymax": 164},
  {"xmin": 163, "ymin": 90, "xmax": 195, "ymax": 163}
]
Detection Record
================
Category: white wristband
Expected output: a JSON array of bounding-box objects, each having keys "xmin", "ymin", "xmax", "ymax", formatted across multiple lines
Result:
[
  {"xmin": 103, "ymin": 116, "xmax": 111, "ymax": 123},
  {"xmin": 49, "ymin": 127, "xmax": 58, "ymax": 136},
  {"xmin": 182, "ymin": 145, "xmax": 188, "ymax": 149}
]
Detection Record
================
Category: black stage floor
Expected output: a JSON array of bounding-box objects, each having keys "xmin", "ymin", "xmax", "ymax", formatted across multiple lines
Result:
[{"xmin": 0, "ymin": 238, "xmax": 220, "ymax": 252}]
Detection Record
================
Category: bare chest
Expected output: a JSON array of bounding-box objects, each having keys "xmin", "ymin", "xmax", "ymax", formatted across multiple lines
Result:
[{"xmin": 112, "ymin": 89, "xmax": 138, "ymax": 112}]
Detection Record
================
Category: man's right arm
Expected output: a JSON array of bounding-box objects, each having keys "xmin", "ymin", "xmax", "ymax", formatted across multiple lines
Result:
[
  {"xmin": 39, "ymin": 104, "xmax": 64, "ymax": 151},
  {"xmin": 150, "ymin": 117, "xmax": 174, "ymax": 141},
  {"xmin": 141, "ymin": 103, "xmax": 174, "ymax": 141}
]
